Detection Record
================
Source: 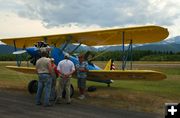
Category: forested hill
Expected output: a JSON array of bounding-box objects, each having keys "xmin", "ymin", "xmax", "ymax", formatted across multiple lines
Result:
[
  {"xmin": 0, "ymin": 45, "xmax": 16, "ymax": 54},
  {"xmin": 133, "ymin": 43, "xmax": 180, "ymax": 52}
]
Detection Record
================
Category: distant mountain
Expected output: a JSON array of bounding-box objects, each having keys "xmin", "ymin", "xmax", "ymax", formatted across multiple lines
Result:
[
  {"xmin": 96, "ymin": 45, "xmax": 140, "ymax": 51},
  {"xmin": 97, "ymin": 46, "xmax": 122, "ymax": 51},
  {"xmin": 63, "ymin": 44, "xmax": 97, "ymax": 52},
  {"xmin": 97, "ymin": 36, "xmax": 180, "ymax": 52},
  {"xmin": 133, "ymin": 43, "xmax": 180, "ymax": 52},
  {"xmin": 133, "ymin": 36, "xmax": 180, "ymax": 52},
  {"xmin": 161, "ymin": 36, "xmax": 180, "ymax": 44}
]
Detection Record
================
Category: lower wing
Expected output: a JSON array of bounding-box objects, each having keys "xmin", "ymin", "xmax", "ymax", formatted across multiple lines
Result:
[
  {"xmin": 87, "ymin": 70, "xmax": 166, "ymax": 81},
  {"xmin": 6, "ymin": 66, "xmax": 166, "ymax": 80},
  {"xmin": 6, "ymin": 66, "xmax": 36, "ymax": 74}
]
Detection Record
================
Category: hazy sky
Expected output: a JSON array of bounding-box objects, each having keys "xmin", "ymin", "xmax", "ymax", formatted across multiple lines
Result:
[{"xmin": 0, "ymin": 0, "xmax": 179, "ymax": 42}]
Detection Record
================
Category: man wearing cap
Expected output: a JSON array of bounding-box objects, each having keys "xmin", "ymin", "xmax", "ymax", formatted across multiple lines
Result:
[{"xmin": 56, "ymin": 53, "xmax": 75, "ymax": 104}]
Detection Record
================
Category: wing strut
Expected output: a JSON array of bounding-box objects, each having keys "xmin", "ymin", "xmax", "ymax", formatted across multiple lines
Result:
[
  {"xmin": 70, "ymin": 43, "xmax": 82, "ymax": 54},
  {"xmin": 61, "ymin": 36, "xmax": 72, "ymax": 51},
  {"xmin": 121, "ymin": 32, "xmax": 133, "ymax": 70},
  {"xmin": 122, "ymin": 40, "xmax": 133, "ymax": 70},
  {"xmin": 13, "ymin": 40, "xmax": 21, "ymax": 66},
  {"xmin": 130, "ymin": 40, "xmax": 133, "ymax": 69},
  {"xmin": 121, "ymin": 32, "xmax": 125, "ymax": 70},
  {"xmin": 44, "ymin": 37, "xmax": 48, "ymax": 43}
]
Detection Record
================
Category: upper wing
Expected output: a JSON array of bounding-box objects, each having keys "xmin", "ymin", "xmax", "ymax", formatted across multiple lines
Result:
[{"xmin": 1, "ymin": 25, "xmax": 169, "ymax": 48}]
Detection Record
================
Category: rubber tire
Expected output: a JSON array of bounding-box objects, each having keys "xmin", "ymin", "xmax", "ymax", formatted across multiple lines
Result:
[
  {"xmin": 62, "ymin": 84, "xmax": 74, "ymax": 98},
  {"xmin": 28, "ymin": 80, "xmax": 74, "ymax": 98},
  {"xmin": 87, "ymin": 86, "xmax": 97, "ymax": 92},
  {"xmin": 28, "ymin": 80, "xmax": 38, "ymax": 94}
]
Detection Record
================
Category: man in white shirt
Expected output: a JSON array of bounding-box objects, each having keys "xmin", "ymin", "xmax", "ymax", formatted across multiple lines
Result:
[{"xmin": 56, "ymin": 53, "xmax": 75, "ymax": 104}]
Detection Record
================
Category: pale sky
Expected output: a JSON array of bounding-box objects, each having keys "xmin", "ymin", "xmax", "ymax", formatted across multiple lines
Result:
[{"xmin": 0, "ymin": 0, "xmax": 180, "ymax": 44}]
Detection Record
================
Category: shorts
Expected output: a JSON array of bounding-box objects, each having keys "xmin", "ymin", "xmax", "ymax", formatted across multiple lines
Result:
[{"xmin": 78, "ymin": 78, "xmax": 86, "ymax": 89}]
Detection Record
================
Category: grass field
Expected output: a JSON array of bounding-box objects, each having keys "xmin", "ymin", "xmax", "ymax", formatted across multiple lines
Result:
[{"xmin": 0, "ymin": 61, "xmax": 180, "ymax": 114}]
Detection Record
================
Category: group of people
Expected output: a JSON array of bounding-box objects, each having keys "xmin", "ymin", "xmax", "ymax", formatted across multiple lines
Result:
[{"xmin": 35, "ymin": 51, "xmax": 88, "ymax": 107}]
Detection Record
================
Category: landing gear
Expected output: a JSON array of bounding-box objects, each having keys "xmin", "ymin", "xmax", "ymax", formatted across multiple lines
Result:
[
  {"xmin": 87, "ymin": 86, "xmax": 97, "ymax": 92},
  {"xmin": 28, "ymin": 80, "xmax": 74, "ymax": 98},
  {"xmin": 28, "ymin": 80, "xmax": 38, "ymax": 94},
  {"xmin": 107, "ymin": 80, "xmax": 113, "ymax": 87}
]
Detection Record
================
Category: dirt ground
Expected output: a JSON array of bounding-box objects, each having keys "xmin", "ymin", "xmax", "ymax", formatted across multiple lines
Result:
[{"xmin": 0, "ymin": 89, "xmax": 162, "ymax": 118}]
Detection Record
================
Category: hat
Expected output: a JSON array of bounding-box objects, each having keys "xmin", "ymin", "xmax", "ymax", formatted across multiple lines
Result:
[
  {"xmin": 64, "ymin": 53, "xmax": 70, "ymax": 58},
  {"xmin": 51, "ymin": 58, "xmax": 54, "ymax": 61}
]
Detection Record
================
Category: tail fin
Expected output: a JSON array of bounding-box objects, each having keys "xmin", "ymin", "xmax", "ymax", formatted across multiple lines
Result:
[{"xmin": 104, "ymin": 59, "xmax": 112, "ymax": 70}]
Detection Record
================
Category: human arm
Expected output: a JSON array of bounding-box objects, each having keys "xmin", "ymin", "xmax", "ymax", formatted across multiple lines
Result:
[
  {"xmin": 48, "ymin": 60, "xmax": 53, "ymax": 76},
  {"xmin": 54, "ymin": 66, "xmax": 61, "ymax": 77},
  {"xmin": 57, "ymin": 62, "xmax": 63, "ymax": 77}
]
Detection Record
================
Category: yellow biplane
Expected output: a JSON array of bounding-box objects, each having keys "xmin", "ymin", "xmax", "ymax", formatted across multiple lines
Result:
[{"xmin": 1, "ymin": 25, "xmax": 169, "ymax": 95}]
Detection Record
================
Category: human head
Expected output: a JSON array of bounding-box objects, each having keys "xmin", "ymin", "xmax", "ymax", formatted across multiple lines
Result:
[
  {"xmin": 78, "ymin": 54, "xmax": 84, "ymax": 62},
  {"xmin": 41, "ymin": 51, "xmax": 48, "ymax": 57},
  {"xmin": 64, "ymin": 53, "xmax": 70, "ymax": 59}
]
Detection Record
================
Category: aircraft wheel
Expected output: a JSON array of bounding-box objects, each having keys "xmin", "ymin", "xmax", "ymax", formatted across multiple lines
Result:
[
  {"xmin": 87, "ymin": 86, "xmax": 97, "ymax": 92},
  {"xmin": 28, "ymin": 80, "xmax": 38, "ymax": 94},
  {"xmin": 62, "ymin": 84, "xmax": 74, "ymax": 98}
]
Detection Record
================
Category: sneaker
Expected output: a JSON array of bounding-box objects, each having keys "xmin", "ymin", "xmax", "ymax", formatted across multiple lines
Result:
[
  {"xmin": 44, "ymin": 103, "xmax": 53, "ymax": 107},
  {"xmin": 36, "ymin": 102, "xmax": 42, "ymax": 105},
  {"xmin": 78, "ymin": 95, "xmax": 85, "ymax": 100},
  {"xmin": 54, "ymin": 97, "xmax": 63, "ymax": 104},
  {"xmin": 49, "ymin": 98, "xmax": 56, "ymax": 101},
  {"xmin": 56, "ymin": 99, "xmax": 63, "ymax": 104}
]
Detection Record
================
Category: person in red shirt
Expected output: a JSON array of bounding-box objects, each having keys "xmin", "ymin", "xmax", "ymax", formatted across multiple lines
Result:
[{"xmin": 50, "ymin": 58, "xmax": 59, "ymax": 101}]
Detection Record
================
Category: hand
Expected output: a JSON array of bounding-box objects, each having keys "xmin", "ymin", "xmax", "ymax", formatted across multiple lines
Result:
[
  {"xmin": 79, "ymin": 68, "xmax": 88, "ymax": 72},
  {"xmin": 64, "ymin": 74, "xmax": 70, "ymax": 78},
  {"xmin": 79, "ymin": 68, "xmax": 85, "ymax": 71},
  {"xmin": 60, "ymin": 73, "xmax": 66, "ymax": 78}
]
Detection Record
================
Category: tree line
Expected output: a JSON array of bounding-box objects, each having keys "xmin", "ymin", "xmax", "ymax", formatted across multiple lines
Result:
[
  {"xmin": 0, "ymin": 54, "xmax": 28, "ymax": 61},
  {"xmin": 88, "ymin": 50, "xmax": 180, "ymax": 61}
]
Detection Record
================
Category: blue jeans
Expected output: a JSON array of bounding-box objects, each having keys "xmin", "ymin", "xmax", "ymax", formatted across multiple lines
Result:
[
  {"xmin": 50, "ymin": 76, "xmax": 56, "ymax": 100},
  {"xmin": 35, "ymin": 73, "xmax": 52, "ymax": 105}
]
